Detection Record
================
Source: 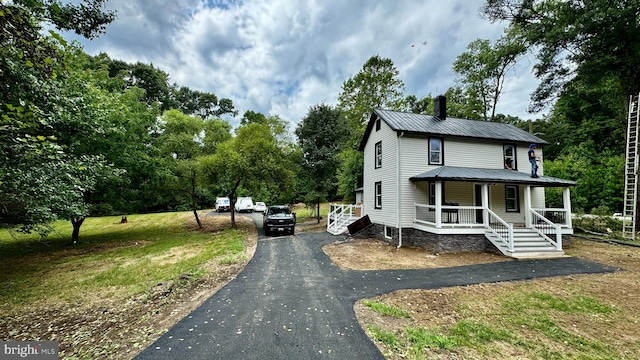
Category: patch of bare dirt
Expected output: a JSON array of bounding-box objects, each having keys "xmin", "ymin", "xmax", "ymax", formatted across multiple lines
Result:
[
  {"xmin": 324, "ymin": 238, "xmax": 509, "ymax": 270},
  {"xmin": 346, "ymin": 237, "xmax": 640, "ymax": 359}
]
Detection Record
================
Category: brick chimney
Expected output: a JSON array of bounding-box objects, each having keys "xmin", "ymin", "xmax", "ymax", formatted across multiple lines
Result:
[{"xmin": 434, "ymin": 95, "xmax": 446, "ymax": 120}]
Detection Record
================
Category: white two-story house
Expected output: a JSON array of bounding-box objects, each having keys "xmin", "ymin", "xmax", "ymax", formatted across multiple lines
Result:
[{"xmin": 335, "ymin": 96, "xmax": 576, "ymax": 259}]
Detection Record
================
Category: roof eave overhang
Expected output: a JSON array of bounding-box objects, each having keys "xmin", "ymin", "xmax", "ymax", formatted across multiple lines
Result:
[{"xmin": 409, "ymin": 176, "xmax": 576, "ymax": 187}]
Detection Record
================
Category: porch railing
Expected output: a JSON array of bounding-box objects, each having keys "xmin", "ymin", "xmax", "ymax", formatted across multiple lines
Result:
[
  {"xmin": 327, "ymin": 204, "xmax": 362, "ymax": 234},
  {"xmin": 415, "ymin": 204, "xmax": 483, "ymax": 226},
  {"xmin": 486, "ymin": 208, "xmax": 514, "ymax": 252},
  {"xmin": 530, "ymin": 209, "xmax": 562, "ymax": 250},
  {"xmin": 531, "ymin": 208, "xmax": 569, "ymax": 226}
]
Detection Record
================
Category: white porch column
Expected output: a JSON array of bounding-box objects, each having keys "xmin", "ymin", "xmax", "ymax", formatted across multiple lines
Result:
[
  {"xmin": 482, "ymin": 184, "xmax": 490, "ymax": 227},
  {"xmin": 524, "ymin": 185, "xmax": 532, "ymax": 227},
  {"xmin": 563, "ymin": 187, "xmax": 572, "ymax": 228},
  {"xmin": 435, "ymin": 181, "xmax": 442, "ymax": 228}
]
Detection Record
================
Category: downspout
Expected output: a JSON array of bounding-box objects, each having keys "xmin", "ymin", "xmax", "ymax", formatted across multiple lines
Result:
[{"xmin": 397, "ymin": 132, "xmax": 404, "ymax": 249}]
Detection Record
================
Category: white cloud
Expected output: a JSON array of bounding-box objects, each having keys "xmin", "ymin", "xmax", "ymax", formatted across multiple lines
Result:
[{"xmin": 76, "ymin": 0, "xmax": 541, "ymax": 127}]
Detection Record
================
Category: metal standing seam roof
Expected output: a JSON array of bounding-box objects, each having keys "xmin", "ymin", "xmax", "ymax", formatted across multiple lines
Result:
[
  {"xmin": 409, "ymin": 166, "xmax": 577, "ymax": 187},
  {"xmin": 358, "ymin": 109, "xmax": 548, "ymax": 150}
]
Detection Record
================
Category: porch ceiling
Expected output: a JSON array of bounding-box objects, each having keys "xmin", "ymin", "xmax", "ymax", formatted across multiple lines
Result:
[{"xmin": 409, "ymin": 166, "xmax": 577, "ymax": 187}]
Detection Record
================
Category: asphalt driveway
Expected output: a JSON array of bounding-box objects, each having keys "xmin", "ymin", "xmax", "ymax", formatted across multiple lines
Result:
[{"xmin": 135, "ymin": 213, "xmax": 618, "ymax": 359}]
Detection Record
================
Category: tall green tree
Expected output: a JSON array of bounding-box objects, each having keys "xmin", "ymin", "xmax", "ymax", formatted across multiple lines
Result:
[
  {"xmin": 336, "ymin": 55, "xmax": 406, "ymax": 199},
  {"xmin": 544, "ymin": 144, "xmax": 624, "ymax": 213},
  {"xmin": 240, "ymin": 111, "xmax": 293, "ymax": 146},
  {"xmin": 405, "ymin": 94, "xmax": 433, "ymax": 115},
  {"xmin": 338, "ymin": 55, "xmax": 406, "ymax": 146},
  {"xmin": 158, "ymin": 109, "xmax": 207, "ymax": 228},
  {"xmin": 295, "ymin": 104, "xmax": 349, "ymax": 221},
  {"xmin": 453, "ymin": 36, "xmax": 526, "ymax": 121},
  {"xmin": 97, "ymin": 54, "xmax": 237, "ymax": 118},
  {"xmin": 482, "ymin": 0, "xmax": 637, "ymax": 217},
  {"xmin": 406, "ymin": 88, "xmax": 485, "ymax": 120},
  {"xmin": 0, "ymin": 0, "xmax": 116, "ymax": 235},
  {"xmin": 481, "ymin": 0, "xmax": 640, "ymax": 111},
  {"xmin": 40, "ymin": 49, "xmax": 124, "ymax": 244},
  {"xmin": 203, "ymin": 118, "xmax": 233, "ymax": 154},
  {"xmin": 442, "ymin": 87, "xmax": 484, "ymax": 120},
  {"xmin": 167, "ymin": 85, "xmax": 237, "ymax": 118},
  {"xmin": 200, "ymin": 122, "xmax": 295, "ymax": 228}
]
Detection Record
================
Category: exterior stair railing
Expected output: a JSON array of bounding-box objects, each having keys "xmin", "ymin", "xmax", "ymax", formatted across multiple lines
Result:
[{"xmin": 327, "ymin": 204, "xmax": 362, "ymax": 235}]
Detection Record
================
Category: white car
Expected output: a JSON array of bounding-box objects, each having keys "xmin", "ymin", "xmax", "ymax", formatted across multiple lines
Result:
[
  {"xmin": 235, "ymin": 197, "xmax": 254, "ymax": 212},
  {"xmin": 254, "ymin": 202, "xmax": 267, "ymax": 212},
  {"xmin": 215, "ymin": 197, "xmax": 230, "ymax": 212}
]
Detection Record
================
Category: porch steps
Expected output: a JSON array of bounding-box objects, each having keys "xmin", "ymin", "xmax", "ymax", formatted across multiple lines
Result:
[
  {"xmin": 327, "ymin": 216, "xmax": 360, "ymax": 235},
  {"xmin": 327, "ymin": 204, "xmax": 364, "ymax": 235},
  {"xmin": 485, "ymin": 228, "xmax": 565, "ymax": 259}
]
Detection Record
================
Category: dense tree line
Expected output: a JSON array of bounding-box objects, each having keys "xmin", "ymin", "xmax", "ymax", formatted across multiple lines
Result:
[
  {"xmin": 1, "ymin": 0, "xmax": 634, "ymax": 243},
  {"xmin": 0, "ymin": 0, "xmax": 297, "ymax": 242}
]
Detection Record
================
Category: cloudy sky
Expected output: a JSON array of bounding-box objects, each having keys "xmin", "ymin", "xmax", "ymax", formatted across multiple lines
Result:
[{"xmin": 71, "ymin": 0, "xmax": 541, "ymax": 127}]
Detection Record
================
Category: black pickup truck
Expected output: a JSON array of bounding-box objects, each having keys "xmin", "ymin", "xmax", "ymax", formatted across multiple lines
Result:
[{"xmin": 263, "ymin": 205, "xmax": 296, "ymax": 236}]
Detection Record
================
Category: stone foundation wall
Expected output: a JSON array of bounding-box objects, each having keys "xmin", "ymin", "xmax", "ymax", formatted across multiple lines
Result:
[
  {"xmin": 354, "ymin": 224, "xmax": 495, "ymax": 253},
  {"xmin": 353, "ymin": 225, "xmax": 572, "ymax": 253},
  {"xmin": 562, "ymin": 234, "xmax": 571, "ymax": 247}
]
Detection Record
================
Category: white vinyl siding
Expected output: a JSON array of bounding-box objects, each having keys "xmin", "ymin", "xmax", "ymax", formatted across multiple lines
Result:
[
  {"xmin": 531, "ymin": 187, "xmax": 546, "ymax": 208},
  {"xmin": 364, "ymin": 126, "xmax": 549, "ymax": 228},
  {"xmin": 399, "ymin": 136, "xmax": 429, "ymax": 228},
  {"xmin": 399, "ymin": 136, "xmax": 544, "ymax": 174},
  {"xmin": 442, "ymin": 138, "xmax": 501, "ymax": 168},
  {"xmin": 491, "ymin": 185, "xmax": 547, "ymax": 224},
  {"xmin": 362, "ymin": 118, "xmax": 397, "ymax": 226},
  {"xmin": 442, "ymin": 182, "xmax": 473, "ymax": 205}
]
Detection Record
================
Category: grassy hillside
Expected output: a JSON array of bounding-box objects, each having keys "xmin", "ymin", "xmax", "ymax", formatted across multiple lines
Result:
[{"xmin": 0, "ymin": 211, "xmax": 256, "ymax": 358}]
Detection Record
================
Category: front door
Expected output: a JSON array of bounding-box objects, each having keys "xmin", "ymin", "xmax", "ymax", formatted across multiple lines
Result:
[{"xmin": 474, "ymin": 184, "xmax": 483, "ymax": 224}]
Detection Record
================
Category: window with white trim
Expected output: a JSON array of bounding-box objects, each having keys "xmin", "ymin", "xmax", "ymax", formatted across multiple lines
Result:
[
  {"xmin": 429, "ymin": 137, "xmax": 443, "ymax": 165},
  {"xmin": 505, "ymin": 185, "xmax": 520, "ymax": 212},
  {"xmin": 503, "ymin": 144, "xmax": 516, "ymax": 170},
  {"xmin": 374, "ymin": 181, "xmax": 382, "ymax": 209},
  {"xmin": 375, "ymin": 141, "xmax": 382, "ymax": 169},
  {"xmin": 384, "ymin": 226, "xmax": 392, "ymax": 239},
  {"xmin": 375, "ymin": 118, "xmax": 381, "ymax": 131}
]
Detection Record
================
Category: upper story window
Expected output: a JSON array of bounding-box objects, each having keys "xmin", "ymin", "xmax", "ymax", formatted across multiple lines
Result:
[
  {"xmin": 503, "ymin": 144, "xmax": 516, "ymax": 170},
  {"xmin": 375, "ymin": 141, "xmax": 382, "ymax": 168},
  {"xmin": 429, "ymin": 137, "xmax": 443, "ymax": 165},
  {"xmin": 375, "ymin": 118, "xmax": 381, "ymax": 131}
]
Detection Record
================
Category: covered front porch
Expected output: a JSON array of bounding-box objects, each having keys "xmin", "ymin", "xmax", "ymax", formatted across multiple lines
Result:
[{"xmin": 409, "ymin": 166, "xmax": 576, "ymax": 258}]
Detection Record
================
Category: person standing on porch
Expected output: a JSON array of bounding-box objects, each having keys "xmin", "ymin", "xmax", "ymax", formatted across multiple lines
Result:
[{"xmin": 528, "ymin": 143, "xmax": 540, "ymax": 178}]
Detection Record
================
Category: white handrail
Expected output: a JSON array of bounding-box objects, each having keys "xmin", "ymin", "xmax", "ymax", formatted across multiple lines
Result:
[
  {"xmin": 486, "ymin": 209, "xmax": 514, "ymax": 252},
  {"xmin": 531, "ymin": 208, "xmax": 569, "ymax": 226},
  {"xmin": 530, "ymin": 209, "xmax": 562, "ymax": 250},
  {"xmin": 327, "ymin": 204, "xmax": 363, "ymax": 234}
]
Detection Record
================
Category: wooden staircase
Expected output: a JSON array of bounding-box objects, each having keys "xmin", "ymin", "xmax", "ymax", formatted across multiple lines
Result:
[{"xmin": 485, "ymin": 228, "xmax": 565, "ymax": 259}]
